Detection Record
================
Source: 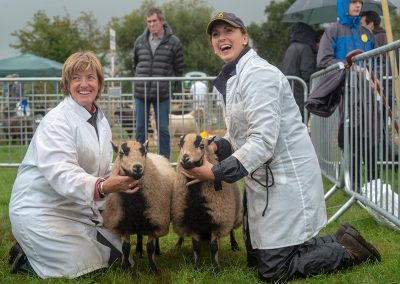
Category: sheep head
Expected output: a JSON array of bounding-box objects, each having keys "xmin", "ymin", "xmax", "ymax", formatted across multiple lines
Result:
[
  {"xmin": 178, "ymin": 133, "xmax": 211, "ymax": 170},
  {"xmin": 111, "ymin": 140, "xmax": 148, "ymax": 180}
]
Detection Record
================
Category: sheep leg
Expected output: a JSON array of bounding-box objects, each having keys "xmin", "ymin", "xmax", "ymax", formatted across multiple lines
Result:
[
  {"xmin": 230, "ymin": 230, "xmax": 240, "ymax": 251},
  {"xmin": 210, "ymin": 235, "xmax": 219, "ymax": 276},
  {"xmin": 155, "ymin": 237, "xmax": 161, "ymax": 255},
  {"xmin": 146, "ymin": 237, "xmax": 159, "ymax": 275},
  {"xmin": 175, "ymin": 237, "xmax": 184, "ymax": 248},
  {"xmin": 192, "ymin": 235, "xmax": 201, "ymax": 270},
  {"xmin": 121, "ymin": 234, "xmax": 131, "ymax": 270},
  {"xmin": 135, "ymin": 234, "xmax": 143, "ymax": 257}
]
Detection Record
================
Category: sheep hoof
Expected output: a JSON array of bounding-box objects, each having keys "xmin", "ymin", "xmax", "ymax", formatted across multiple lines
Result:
[
  {"xmin": 150, "ymin": 266, "xmax": 159, "ymax": 275},
  {"xmin": 121, "ymin": 261, "xmax": 131, "ymax": 270},
  {"xmin": 211, "ymin": 266, "xmax": 219, "ymax": 276},
  {"xmin": 231, "ymin": 242, "xmax": 240, "ymax": 251}
]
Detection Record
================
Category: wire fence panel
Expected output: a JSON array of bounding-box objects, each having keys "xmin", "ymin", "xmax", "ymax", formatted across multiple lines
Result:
[
  {"xmin": 0, "ymin": 77, "xmax": 226, "ymax": 166},
  {"xmin": 307, "ymin": 40, "xmax": 400, "ymax": 228}
]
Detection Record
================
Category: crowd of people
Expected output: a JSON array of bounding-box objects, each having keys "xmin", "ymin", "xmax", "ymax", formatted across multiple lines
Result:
[{"xmin": 8, "ymin": 0, "xmax": 386, "ymax": 281}]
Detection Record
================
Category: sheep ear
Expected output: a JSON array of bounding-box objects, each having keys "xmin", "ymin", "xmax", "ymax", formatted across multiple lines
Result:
[
  {"xmin": 179, "ymin": 135, "xmax": 185, "ymax": 148},
  {"xmin": 111, "ymin": 141, "xmax": 119, "ymax": 153},
  {"xmin": 207, "ymin": 135, "xmax": 216, "ymax": 145},
  {"xmin": 144, "ymin": 140, "xmax": 149, "ymax": 153}
]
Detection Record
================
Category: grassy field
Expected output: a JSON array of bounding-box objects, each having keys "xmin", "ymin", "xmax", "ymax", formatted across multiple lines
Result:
[{"xmin": 1, "ymin": 166, "xmax": 400, "ymax": 283}]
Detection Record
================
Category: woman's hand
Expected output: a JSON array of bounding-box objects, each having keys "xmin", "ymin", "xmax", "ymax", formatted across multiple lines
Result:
[
  {"xmin": 181, "ymin": 159, "xmax": 215, "ymax": 186},
  {"xmin": 102, "ymin": 160, "xmax": 140, "ymax": 194}
]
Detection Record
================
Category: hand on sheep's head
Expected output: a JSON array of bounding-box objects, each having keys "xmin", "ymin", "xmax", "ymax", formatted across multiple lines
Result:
[
  {"xmin": 181, "ymin": 159, "xmax": 215, "ymax": 186},
  {"xmin": 102, "ymin": 160, "xmax": 141, "ymax": 194}
]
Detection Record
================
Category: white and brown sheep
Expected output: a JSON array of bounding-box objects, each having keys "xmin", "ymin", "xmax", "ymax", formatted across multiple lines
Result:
[
  {"xmin": 171, "ymin": 133, "xmax": 243, "ymax": 274},
  {"xmin": 101, "ymin": 140, "xmax": 176, "ymax": 274},
  {"xmin": 150, "ymin": 108, "xmax": 205, "ymax": 138}
]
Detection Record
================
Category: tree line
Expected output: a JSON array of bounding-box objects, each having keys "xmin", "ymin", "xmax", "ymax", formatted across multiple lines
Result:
[{"xmin": 10, "ymin": 0, "xmax": 400, "ymax": 77}]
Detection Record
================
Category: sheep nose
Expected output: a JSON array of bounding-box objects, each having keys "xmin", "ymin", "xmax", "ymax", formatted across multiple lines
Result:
[
  {"xmin": 132, "ymin": 164, "xmax": 143, "ymax": 175},
  {"xmin": 181, "ymin": 154, "xmax": 189, "ymax": 164}
]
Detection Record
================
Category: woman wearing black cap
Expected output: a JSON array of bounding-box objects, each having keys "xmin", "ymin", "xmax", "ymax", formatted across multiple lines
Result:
[{"xmin": 180, "ymin": 11, "xmax": 380, "ymax": 282}]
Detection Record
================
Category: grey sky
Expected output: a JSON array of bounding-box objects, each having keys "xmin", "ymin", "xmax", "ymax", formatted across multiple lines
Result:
[
  {"xmin": 0, "ymin": 0, "xmax": 272, "ymax": 59},
  {"xmin": 1, "ymin": 0, "xmax": 399, "ymax": 59}
]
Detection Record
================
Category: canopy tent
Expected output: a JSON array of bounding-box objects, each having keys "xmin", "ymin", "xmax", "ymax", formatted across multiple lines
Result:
[{"xmin": 0, "ymin": 53, "xmax": 63, "ymax": 77}]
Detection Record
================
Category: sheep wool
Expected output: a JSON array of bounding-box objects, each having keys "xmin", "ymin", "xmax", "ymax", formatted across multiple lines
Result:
[
  {"xmin": 102, "ymin": 140, "xmax": 176, "ymax": 275},
  {"xmin": 172, "ymin": 133, "xmax": 243, "ymax": 274}
]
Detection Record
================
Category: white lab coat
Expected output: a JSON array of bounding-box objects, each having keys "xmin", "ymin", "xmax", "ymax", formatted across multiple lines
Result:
[
  {"xmin": 224, "ymin": 49, "xmax": 327, "ymax": 249},
  {"xmin": 9, "ymin": 96, "xmax": 123, "ymax": 278}
]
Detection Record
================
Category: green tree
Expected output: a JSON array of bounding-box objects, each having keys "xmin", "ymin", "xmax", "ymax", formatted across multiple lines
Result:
[
  {"xmin": 389, "ymin": 9, "xmax": 400, "ymax": 41},
  {"xmin": 248, "ymin": 0, "xmax": 295, "ymax": 67},
  {"xmin": 11, "ymin": 11, "xmax": 104, "ymax": 63}
]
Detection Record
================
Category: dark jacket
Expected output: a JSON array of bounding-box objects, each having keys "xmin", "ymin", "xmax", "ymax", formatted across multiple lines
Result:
[
  {"xmin": 132, "ymin": 24, "xmax": 184, "ymax": 101},
  {"xmin": 281, "ymin": 22, "xmax": 317, "ymax": 119},
  {"xmin": 373, "ymin": 27, "xmax": 387, "ymax": 48}
]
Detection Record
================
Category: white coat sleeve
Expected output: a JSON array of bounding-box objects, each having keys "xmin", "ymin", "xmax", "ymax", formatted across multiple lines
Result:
[
  {"xmin": 232, "ymin": 64, "xmax": 281, "ymax": 173},
  {"xmin": 34, "ymin": 117, "xmax": 98, "ymax": 206}
]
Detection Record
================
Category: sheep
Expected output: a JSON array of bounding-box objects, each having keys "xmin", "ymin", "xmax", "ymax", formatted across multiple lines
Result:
[
  {"xmin": 102, "ymin": 140, "xmax": 176, "ymax": 275},
  {"xmin": 149, "ymin": 108, "xmax": 205, "ymax": 139},
  {"xmin": 171, "ymin": 133, "xmax": 243, "ymax": 274}
]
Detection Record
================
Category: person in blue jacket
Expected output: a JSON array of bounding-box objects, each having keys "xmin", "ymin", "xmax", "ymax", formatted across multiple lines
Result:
[
  {"xmin": 317, "ymin": 0, "xmax": 380, "ymax": 192},
  {"xmin": 317, "ymin": 0, "xmax": 374, "ymax": 68}
]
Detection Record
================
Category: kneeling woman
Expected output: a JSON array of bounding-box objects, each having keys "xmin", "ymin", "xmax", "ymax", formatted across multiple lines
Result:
[{"xmin": 9, "ymin": 51, "xmax": 139, "ymax": 279}]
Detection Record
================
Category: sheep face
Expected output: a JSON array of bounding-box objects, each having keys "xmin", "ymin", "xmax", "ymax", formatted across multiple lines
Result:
[
  {"xmin": 112, "ymin": 140, "xmax": 148, "ymax": 180},
  {"xmin": 178, "ymin": 133, "xmax": 209, "ymax": 170}
]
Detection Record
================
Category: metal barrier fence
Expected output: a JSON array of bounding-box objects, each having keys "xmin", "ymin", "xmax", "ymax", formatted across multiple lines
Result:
[
  {"xmin": 309, "ymin": 40, "xmax": 400, "ymax": 228},
  {"xmin": 0, "ymin": 75, "xmax": 306, "ymax": 167},
  {"xmin": 286, "ymin": 75, "xmax": 309, "ymax": 124},
  {"xmin": 0, "ymin": 76, "xmax": 225, "ymax": 166},
  {"xmin": 309, "ymin": 63, "xmax": 345, "ymax": 200}
]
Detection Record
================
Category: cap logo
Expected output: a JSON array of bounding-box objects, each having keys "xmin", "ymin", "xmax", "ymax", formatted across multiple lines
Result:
[{"xmin": 217, "ymin": 12, "xmax": 224, "ymax": 19}]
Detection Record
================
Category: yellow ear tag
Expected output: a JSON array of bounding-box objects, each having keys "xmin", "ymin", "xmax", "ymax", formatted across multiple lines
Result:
[{"xmin": 361, "ymin": 34, "xmax": 368, "ymax": 43}]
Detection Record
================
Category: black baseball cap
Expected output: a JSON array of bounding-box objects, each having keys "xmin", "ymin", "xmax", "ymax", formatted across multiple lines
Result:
[{"xmin": 206, "ymin": 12, "xmax": 246, "ymax": 35}]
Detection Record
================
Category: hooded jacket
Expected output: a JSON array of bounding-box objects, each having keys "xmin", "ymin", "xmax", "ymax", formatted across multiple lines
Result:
[
  {"xmin": 282, "ymin": 22, "xmax": 317, "ymax": 118},
  {"xmin": 317, "ymin": 0, "xmax": 374, "ymax": 68},
  {"xmin": 132, "ymin": 23, "xmax": 184, "ymax": 101}
]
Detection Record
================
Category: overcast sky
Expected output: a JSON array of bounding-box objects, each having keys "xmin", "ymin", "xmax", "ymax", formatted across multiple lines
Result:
[
  {"xmin": 1, "ymin": 0, "xmax": 399, "ymax": 59},
  {"xmin": 0, "ymin": 0, "xmax": 273, "ymax": 59}
]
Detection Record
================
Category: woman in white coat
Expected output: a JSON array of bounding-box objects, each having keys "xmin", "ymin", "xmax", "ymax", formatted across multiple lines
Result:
[
  {"xmin": 181, "ymin": 12, "xmax": 381, "ymax": 282},
  {"xmin": 9, "ymin": 51, "xmax": 140, "ymax": 279}
]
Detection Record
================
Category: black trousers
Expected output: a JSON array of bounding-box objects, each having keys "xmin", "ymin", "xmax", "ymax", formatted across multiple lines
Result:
[{"xmin": 243, "ymin": 192, "xmax": 350, "ymax": 283}]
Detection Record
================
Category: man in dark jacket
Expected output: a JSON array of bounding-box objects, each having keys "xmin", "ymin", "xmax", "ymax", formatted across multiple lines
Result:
[
  {"xmin": 282, "ymin": 22, "xmax": 317, "ymax": 121},
  {"xmin": 360, "ymin": 10, "xmax": 387, "ymax": 47},
  {"xmin": 132, "ymin": 7, "xmax": 184, "ymax": 159}
]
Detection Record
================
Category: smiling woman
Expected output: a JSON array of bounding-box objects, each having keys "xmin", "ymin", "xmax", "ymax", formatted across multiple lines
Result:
[
  {"xmin": 184, "ymin": 11, "xmax": 382, "ymax": 282},
  {"xmin": 8, "ymin": 51, "xmax": 140, "ymax": 279}
]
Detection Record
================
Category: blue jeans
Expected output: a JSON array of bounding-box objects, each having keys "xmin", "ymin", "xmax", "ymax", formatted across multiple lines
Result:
[{"xmin": 135, "ymin": 98, "xmax": 170, "ymax": 159}]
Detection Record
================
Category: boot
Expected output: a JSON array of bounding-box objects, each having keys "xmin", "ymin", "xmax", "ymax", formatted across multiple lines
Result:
[
  {"xmin": 9, "ymin": 242, "xmax": 35, "ymax": 275},
  {"xmin": 334, "ymin": 222, "xmax": 360, "ymax": 242},
  {"xmin": 337, "ymin": 227, "xmax": 381, "ymax": 265}
]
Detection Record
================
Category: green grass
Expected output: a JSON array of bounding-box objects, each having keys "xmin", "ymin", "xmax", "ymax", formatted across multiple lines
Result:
[{"xmin": 1, "ymin": 168, "xmax": 400, "ymax": 283}]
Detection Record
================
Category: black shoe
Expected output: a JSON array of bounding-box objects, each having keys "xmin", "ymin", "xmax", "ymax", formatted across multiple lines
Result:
[
  {"xmin": 334, "ymin": 222, "xmax": 360, "ymax": 242},
  {"xmin": 8, "ymin": 242, "xmax": 22, "ymax": 265},
  {"xmin": 9, "ymin": 242, "xmax": 35, "ymax": 275},
  {"xmin": 338, "ymin": 227, "xmax": 381, "ymax": 265}
]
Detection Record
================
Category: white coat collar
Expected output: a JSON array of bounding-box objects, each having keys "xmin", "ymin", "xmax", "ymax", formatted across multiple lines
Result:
[{"xmin": 64, "ymin": 96, "xmax": 105, "ymax": 121}]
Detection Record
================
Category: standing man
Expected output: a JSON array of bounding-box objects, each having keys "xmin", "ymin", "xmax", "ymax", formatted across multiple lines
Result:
[
  {"xmin": 132, "ymin": 7, "xmax": 184, "ymax": 159},
  {"xmin": 360, "ymin": 10, "xmax": 387, "ymax": 47}
]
